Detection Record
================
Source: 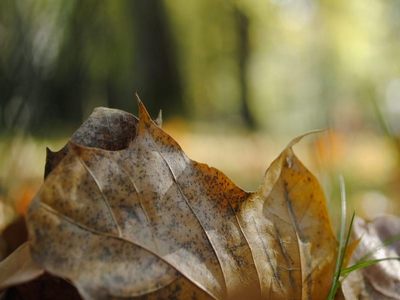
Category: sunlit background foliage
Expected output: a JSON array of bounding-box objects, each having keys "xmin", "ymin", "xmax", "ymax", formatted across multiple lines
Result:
[{"xmin": 1, "ymin": 0, "xmax": 400, "ymax": 230}]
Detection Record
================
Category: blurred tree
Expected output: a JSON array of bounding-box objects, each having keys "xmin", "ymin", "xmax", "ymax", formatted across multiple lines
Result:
[
  {"xmin": 1, "ymin": 0, "xmax": 400, "ymax": 136},
  {"xmin": 234, "ymin": 5, "xmax": 256, "ymax": 129},
  {"xmin": 0, "ymin": 0, "xmax": 183, "ymax": 134},
  {"xmin": 164, "ymin": 0, "xmax": 251, "ymax": 127},
  {"xmin": 130, "ymin": 0, "xmax": 183, "ymax": 117}
]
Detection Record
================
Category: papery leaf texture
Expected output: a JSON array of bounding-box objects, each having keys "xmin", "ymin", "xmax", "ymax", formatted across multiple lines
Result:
[
  {"xmin": 0, "ymin": 243, "xmax": 43, "ymax": 290},
  {"xmin": 1, "ymin": 102, "xmax": 338, "ymax": 300}
]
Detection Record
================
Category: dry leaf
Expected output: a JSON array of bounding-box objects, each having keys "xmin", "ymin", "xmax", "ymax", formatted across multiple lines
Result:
[
  {"xmin": 0, "ymin": 243, "xmax": 43, "ymax": 290},
  {"xmin": 342, "ymin": 215, "xmax": 400, "ymax": 299},
  {"xmin": 0, "ymin": 102, "xmax": 337, "ymax": 299},
  {"xmin": 44, "ymin": 107, "xmax": 139, "ymax": 178}
]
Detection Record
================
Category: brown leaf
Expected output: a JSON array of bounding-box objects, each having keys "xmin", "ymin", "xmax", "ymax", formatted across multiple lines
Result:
[
  {"xmin": 2, "ymin": 102, "xmax": 337, "ymax": 299},
  {"xmin": 238, "ymin": 135, "xmax": 337, "ymax": 299},
  {"xmin": 0, "ymin": 243, "xmax": 43, "ymax": 290},
  {"xmin": 342, "ymin": 215, "xmax": 400, "ymax": 300},
  {"xmin": 44, "ymin": 107, "xmax": 138, "ymax": 178}
]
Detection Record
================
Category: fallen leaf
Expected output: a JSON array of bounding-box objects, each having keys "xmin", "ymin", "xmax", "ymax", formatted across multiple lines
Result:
[
  {"xmin": 237, "ymin": 133, "xmax": 337, "ymax": 299},
  {"xmin": 0, "ymin": 243, "xmax": 43, "ymax": 290},
  {"xmin": 44, "ymin": 107, "xmax": 138, "ymax": 178},
  {"xmin": 342, "ymin": 215, "xmax": 400, "ymax": 299},
  {"xmin": 1, "ymin": 101, "xmax": 337, "ymax": 299}
]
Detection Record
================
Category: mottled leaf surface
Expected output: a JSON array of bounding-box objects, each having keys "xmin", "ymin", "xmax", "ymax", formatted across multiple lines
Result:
[
  {"xmin": 11, "ymin": 102, "xmax": 337, "ymax": 299},
  {"xmin": 44, "ymin": 107, "xmax": 138, "ymax": 178}
]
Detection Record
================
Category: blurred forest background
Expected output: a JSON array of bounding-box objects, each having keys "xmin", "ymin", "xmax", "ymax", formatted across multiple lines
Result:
[{"xmin": 1, "ymin": 0, "xmax": 400, "ymax": 230}]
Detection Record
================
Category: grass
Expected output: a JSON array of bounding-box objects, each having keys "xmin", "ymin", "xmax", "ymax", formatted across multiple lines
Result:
[
  {"xmin": 340, "ymin": 257, "xmax": 400, "ymax": 278},
  {"xmin": 327, "ymin": 175, "xmax": 354, "ymax": 300},
  {"xmin": 327, "ymin": 176, "xmax": 400, "ymax": 299}
]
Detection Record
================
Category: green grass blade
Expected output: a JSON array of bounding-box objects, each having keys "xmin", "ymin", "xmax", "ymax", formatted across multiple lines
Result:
[
  {"xmin": 327, "ymin": 176, "xmax": 353, "ymax": 300},
  {"xmin": 341, "ymin": 257, "xmax": 400, "ymax": 277},
  {"xmin": 327, "ymin": 211, "xmax": 355, "ymax": 298}
]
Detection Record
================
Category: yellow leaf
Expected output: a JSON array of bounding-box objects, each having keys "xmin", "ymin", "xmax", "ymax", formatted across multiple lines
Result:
[{"xmin": 238, "ymin": 137, "xmax": 337, "ymax": 299}]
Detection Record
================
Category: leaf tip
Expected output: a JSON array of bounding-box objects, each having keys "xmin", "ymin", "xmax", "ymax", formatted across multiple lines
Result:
[
  {"xmin": 135, "ymin": 95, "xmax": 154, "ymax": 129},
  {"xmin": 285, "ymin": 129, "xmax": 326, "ymax": 150},
  {"xmin": 135, "ymin": 91, "xmax": 142, "ymax": 104},
  {"xmin": 155, "ymin": 110, "xmax": 163, "ymax": 127}
]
